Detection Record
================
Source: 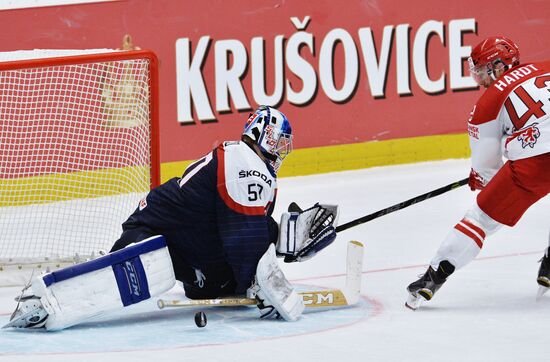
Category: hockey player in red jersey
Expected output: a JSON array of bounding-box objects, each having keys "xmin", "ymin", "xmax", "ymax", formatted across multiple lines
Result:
[{"xmin": 406, "ymin": 36, "xmax": 550, "ymax": 310}]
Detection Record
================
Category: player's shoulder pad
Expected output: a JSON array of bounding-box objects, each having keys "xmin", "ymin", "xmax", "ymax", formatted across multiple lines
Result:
[
  {"xmin": 470, "ymin": 62, "xmax": 549, "ymax": 126},
  {"xmin": 216, "ymin": 141, "xmax": 277, "ymax": 215},
  {"xmin": 532, "ymin": 60, "xmax": 550, "ymax": 73},
  {"xmin": 469, "ymin": 86, "xmax": 507, "ymax": 126}
]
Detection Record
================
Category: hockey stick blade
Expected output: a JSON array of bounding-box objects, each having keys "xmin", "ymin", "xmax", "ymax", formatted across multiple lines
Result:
[
  {"xmin": 158, "ymin": 241, "xmax": 364, "ymax": 310},
  {"xmin": 336, "ymin": 178, "xmax": 468, "ymax": 232}
]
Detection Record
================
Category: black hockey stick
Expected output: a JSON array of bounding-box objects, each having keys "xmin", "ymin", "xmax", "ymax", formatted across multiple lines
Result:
[{"xmin": 334, "ymin": 178, "xmax": 469, "ymax": 232}]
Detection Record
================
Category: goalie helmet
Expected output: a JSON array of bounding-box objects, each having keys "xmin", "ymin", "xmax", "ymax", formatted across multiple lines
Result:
[
  {"xmin": 468, "ymin": 36, "xmax": 520, "ymax": 85},
  {"xmin": 243, "ymin": 105, "xmax": 293, "ymax": 172}
]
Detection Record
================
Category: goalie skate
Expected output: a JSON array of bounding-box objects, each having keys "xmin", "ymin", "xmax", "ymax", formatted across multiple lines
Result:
[{"xmin": 2, "ymin": 295, "xmax": 48, "ymax": 329}]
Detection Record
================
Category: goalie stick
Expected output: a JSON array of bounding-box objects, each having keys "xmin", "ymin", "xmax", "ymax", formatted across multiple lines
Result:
[
  {"xmin": 335, "ymin": 178, "xmax": 469, "ymax": 232},
  {"xmin": 157, "ymin": 240, "xmax": 364, "ymax": 310}
]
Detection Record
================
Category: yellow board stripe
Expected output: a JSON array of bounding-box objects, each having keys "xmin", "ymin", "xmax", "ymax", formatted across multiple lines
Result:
[
  {"xmin": 0, "ymin": 133, "xmax": 469, "ymax": 206},
  {"xmin": 0, "ymin": 166, "xmax": 149, "ymax": 207},
  {"xmin": 160, "ymin": 133, "xmax": 470, "ymax": 182}
]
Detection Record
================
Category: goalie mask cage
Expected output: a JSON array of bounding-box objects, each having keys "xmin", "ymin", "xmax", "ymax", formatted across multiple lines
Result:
[{"xmin": 0, "ymin": 50, "xmax": 160, "ymax": 284}]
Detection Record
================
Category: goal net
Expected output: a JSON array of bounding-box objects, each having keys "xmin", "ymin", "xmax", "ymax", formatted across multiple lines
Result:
[{"xmin": 0, "ymin": 50, "xmax": 159, "ymax": 285}]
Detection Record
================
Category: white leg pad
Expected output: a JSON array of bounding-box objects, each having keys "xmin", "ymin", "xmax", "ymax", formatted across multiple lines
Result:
[
  {"xmin": 254, "ymin": 244, "xmax": 304, "ymax": 321},
  {"xmin": 32, "ymin": 235, "xmax": 176, "ymax": 331}
]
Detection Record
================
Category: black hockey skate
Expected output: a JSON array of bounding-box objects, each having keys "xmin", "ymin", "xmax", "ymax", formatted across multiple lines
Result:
[
  {"xmin": 405, "ymin": 260, "xmax": 455, "ymax": 310},
  {"xmin": 536, "ymin": 248, "xmax": 550, "ymax": 300}
]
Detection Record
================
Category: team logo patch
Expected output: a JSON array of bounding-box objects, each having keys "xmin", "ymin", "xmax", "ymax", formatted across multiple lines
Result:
[
  {"xmin": 124, "ymin": 260, "xmax": 142, "ymax": 297},
  {"xmin": 516, "ymin": 123, "xmax": 541, "ymax": 149},
  {"xmin": 139, "ymin": 197, "xmax": 147, "ymax": 210},
  {"xmin": 467, "ymin": 123, "xmax": 479, "ymax": 139},
  {"xmin": 245, "ymin": 112, "xmax": 259, "ymax": 128},
  {"xmin": 238, "ymin": 169, "xmax": 273, "ymax": 186}
]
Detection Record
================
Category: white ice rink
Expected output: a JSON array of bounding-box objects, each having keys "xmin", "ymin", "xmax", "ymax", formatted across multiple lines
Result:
[{"xmin": 1, "ymin": 158, "xmax": 549, "ymax": 361}]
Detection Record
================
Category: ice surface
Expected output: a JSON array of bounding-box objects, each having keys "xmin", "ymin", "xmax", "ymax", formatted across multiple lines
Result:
[{"xmin": 1, "ymin": 159, "xmax": 549, "ymax": 361}]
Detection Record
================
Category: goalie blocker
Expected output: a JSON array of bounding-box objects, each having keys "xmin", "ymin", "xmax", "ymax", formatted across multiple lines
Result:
[{"xmin": 4, "ymin": 235, "xmax": 175, "ymax": 330}]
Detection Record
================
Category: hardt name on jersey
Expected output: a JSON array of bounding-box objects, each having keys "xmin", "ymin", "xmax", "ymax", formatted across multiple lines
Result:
[{"xmin": 468, "ymin": 61, "xmax": 550, "ymax": 168}]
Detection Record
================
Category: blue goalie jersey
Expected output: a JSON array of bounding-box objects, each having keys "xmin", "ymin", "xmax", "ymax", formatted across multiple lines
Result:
[{"xmin": 114, "ymin": 141, "xmax": 278, "ymax": 296}]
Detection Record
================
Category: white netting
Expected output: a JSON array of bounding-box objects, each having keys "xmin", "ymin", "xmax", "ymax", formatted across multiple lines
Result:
[{"xmin": 0, "ymin": 51, "xmax": 155, "ymax": 272}]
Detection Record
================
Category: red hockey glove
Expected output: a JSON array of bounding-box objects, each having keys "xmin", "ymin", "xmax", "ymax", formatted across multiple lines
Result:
[{"xmin": 468, "ymin": 169, "xmax": 487, "ymax": 191}]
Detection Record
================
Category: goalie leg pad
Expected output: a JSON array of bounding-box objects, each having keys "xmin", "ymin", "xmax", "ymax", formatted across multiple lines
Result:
[
  {"xmin": 250, "ymin": 244, "xmax": 304, "ymax": 321},
  {"xmin": 32, "ymin": 235, "xmax": 176, "ymax": 330}
]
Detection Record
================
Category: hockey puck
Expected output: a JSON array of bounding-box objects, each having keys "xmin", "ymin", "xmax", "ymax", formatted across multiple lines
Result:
[{"xmin": 194, "ymin": 311, "xmax": 207, "ymax": 328}]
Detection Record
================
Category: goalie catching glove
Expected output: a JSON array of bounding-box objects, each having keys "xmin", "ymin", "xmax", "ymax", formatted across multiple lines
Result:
[{"xmin": 277, "ymin": 203, "xmax": 339, "ymax": 262}]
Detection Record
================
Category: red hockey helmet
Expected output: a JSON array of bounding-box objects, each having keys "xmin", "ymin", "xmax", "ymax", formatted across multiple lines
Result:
[{"xmin": 468, "ymin": 36, "xmax": 520, "ymax": 84}]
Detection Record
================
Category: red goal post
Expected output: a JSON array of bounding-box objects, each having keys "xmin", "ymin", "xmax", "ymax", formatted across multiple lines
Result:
[{"xmin": 0, "ymin": 50, "xmax": 160, "ymax": 285}]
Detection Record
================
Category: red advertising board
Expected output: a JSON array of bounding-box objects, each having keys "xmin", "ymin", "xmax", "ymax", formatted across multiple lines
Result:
[{"xmin": 1, "ymin": 0, "xmax": 549, "ymax": 175}]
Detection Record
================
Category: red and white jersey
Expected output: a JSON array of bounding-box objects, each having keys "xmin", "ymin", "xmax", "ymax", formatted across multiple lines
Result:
[{"xmin": 468, "ymin": 61, "xmax": 550, "ymax": 181}]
